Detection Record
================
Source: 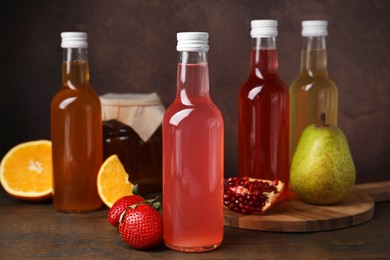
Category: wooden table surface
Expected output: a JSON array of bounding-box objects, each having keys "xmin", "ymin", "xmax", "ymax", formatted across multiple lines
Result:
[{"xmin": 1, "ymin": 187, "xmax": 389, "ymax": 259}]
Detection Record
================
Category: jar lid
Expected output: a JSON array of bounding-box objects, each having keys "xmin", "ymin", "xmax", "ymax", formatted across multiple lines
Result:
[
  {"xmin": 302, "ymin": 20, "xmax": 328, "ymax": 37},
  {"xmin": 250, "ymin": 20, "xmax": 278, "ymax": 38},
  {"xmin": 100, "ymin": 93, "xmax": 163, "ymax": 106},
  {"xmin": 100, "ymin": 93, "xmax": 165, "ymax": 142}
]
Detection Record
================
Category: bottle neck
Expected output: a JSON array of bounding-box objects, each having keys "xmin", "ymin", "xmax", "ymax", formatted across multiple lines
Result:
[
  {"xmin": 300, "ymin": 36, "xmax": 328, "ymax": 76},
  {"xmin": 62, "ymin": 48, "xmax": 90, "ymax": 88},
  {"xmin": 250, "ymin": 37, "xmax": 279, "ymax": 77},
  {"xmin": 177, "ymin": 51, "xmax": 210, "ymax": 103}
]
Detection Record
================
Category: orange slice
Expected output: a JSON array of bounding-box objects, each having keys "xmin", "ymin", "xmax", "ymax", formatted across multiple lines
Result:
[
  {"xmin": 0, "ymin": 140, "xmax": 52, "ymax": 201},
  {"xmin": 97, "ymin": 154, "xmax": 134, "ymax": 208}
]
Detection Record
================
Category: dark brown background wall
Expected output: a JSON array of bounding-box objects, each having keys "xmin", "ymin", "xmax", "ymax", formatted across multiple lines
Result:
[{"xmin": 1, "ymin": 0, "xmax": 389, "ymax": 183}]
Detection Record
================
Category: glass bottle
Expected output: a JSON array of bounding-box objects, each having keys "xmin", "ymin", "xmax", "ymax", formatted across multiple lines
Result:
[
  {"xmin": 290, "ymin": 20, "xmax": 338, "ymax": 158},
  {"xmin": 51, "ymin": 32, "xmax": 103, "ymax": 212},
  {"xmin": 162, "ymin": 32, "xmax": 224, "ymax": 252},
  {"xmin": 238, "ymin": 20, "xmax": 290, "ymax": 201}
]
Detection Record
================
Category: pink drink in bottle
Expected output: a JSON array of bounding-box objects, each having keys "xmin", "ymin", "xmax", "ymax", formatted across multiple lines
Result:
[{"xmin": 163, "ymin": 32, "xmax": 224, "ymax": 252}]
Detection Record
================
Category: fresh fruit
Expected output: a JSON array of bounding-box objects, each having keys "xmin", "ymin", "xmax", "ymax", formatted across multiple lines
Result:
[
  {"xmin": 108, "ymin": 194, "xmax": 145, "ymax": 227},
  {"xmin": 290, "ymin": 113, "xmax": 356, "ymax": 205},
  {"xmin": 0, "ymin": 140, "xmax": 52, "ymax": 201},
  {"xmin": 223, "ymin": 177, "xmax": 284, "ymax": 214},
  {"xmin": 97, "ymin": 154, "xmax": 134, "ymax": 208},
  {"xmin": 119, "ymin": 199, "xmax": 163, "ymax": 250}
]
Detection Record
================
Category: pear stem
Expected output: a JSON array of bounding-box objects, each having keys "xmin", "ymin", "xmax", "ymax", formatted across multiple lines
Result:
[{"xmin": 319, "ymin": 112, "xmax": 329, "ymax": 127}]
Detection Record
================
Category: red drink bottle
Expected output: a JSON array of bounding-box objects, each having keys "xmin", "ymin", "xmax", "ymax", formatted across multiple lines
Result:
[{"xmin": 238, "ymin": 20, "xmax": 290, "ymax": 201}]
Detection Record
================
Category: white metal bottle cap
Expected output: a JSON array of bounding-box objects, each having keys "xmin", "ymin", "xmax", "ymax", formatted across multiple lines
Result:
[
  {"xmin": 250, "ymin": 20, "xmax": 278, "ymax": 38},
  {"xmin": 61, "ymin": 32, "xmax": 88, "ymax": 48},
  {"xmin": 302, "ymin": 20, "xmax": 328, "ymax": 37},
  {"xmin": 176, "ymin": 32, "xmax": 209, "ymax": 52}
]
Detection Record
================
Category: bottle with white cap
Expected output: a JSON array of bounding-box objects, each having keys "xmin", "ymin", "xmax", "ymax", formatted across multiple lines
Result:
[
  {"xmin": 162, "ymin": 32, "xmax": 224, "ymax": 252},
  {"xmin": 238, "ymin": 20, "xmax": 290, "ymax": 201},
  {"xmin": 51, "ymin": 32, "xmax": 103, "ymax": 212},
  {"xmin": 289, "ymin": 20, "xmax": 338, "ymax": 159}
]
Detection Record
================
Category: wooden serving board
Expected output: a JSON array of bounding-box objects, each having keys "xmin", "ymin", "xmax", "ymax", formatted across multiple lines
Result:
[{"xmin": 224, "ymin": 181, "xmax": 390, "ymax": 232}]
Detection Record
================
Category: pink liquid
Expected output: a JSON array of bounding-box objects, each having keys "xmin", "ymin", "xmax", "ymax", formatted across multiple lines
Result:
[
  {"xmin": 163, "ymin": 63, "xmax": 224, "ymax": 252},
  {"xmin": 238, "ymin": 49, "xmax": 290, "ymax": 201}
]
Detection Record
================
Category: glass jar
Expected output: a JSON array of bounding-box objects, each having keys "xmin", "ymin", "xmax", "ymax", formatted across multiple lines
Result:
[{"xmin": 100, "ymin": 93, "xmax": 165, "ymax": 195}]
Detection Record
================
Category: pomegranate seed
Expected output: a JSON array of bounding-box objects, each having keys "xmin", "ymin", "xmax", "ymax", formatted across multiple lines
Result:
[{"xmin": 223, "ymin": 177, "xmax": 282, "ymax": 215}]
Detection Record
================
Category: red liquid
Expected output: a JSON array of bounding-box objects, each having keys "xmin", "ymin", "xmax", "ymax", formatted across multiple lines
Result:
[
  {"xmin": 238, "ymin": 49, "xmax": 290, "ymax": 200},
  {"xmin": 163, "ymin": 63, "xmax": 224, "ymax": 252}
]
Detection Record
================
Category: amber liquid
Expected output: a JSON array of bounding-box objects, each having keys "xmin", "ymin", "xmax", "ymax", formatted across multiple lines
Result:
[
  {"xmin": 238, "ymin": 48, "xmax": 290, "ymax": 201},
  {"xmin": 51, "ymin": 60, "xmax": 103, "ymax": 212},
  {"xmin": 103, "ymin": 119, "xmax": 162, "ymax": 195},
  {"xmin": 289, "ymin": 48, "xmax": 338, "ymax": 158}
]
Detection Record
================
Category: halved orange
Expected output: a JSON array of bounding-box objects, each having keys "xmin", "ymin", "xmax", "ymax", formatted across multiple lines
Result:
[
  {"xmin": 0, "ymin": 140, "xmax": 52, "ymax": 201},
  {"xmin": 97, "ymin": 154, "xmax": 134, "ymax": 208}
]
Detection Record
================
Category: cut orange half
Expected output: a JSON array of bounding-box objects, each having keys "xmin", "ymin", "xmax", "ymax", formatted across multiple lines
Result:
[
  {"xmin": 97, "ymin": 154, "xmax": 134, "ymax": 208},
  {"xmin": 0, "ymin": 140, "xmax": 52, "ymax": 201}
]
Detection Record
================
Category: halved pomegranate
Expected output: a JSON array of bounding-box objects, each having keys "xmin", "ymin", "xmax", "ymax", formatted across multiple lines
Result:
[{"xmin": 223, "ymin": 177, "xmax": 284, "ymax": 215}]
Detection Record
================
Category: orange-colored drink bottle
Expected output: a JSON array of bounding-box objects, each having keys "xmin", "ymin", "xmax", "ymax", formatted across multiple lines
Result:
[{"xmin": 51, "ymin": 32, "xmax": 102, "ymax": 212}]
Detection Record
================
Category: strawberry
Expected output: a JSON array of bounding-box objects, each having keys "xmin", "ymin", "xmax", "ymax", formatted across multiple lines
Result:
[
  {"xmin": 118, "ymin": 200, "xmax": 163, "ymax": 250},
  {"xmin": 108, "ymin": 195, "xmax": 144, "ymax": 227}
]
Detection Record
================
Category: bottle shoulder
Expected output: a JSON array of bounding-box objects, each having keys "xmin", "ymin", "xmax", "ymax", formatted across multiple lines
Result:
[
  {"xmin": 240, "ymin": 75, "xmax": 288, "ymax": 95},
  {"xmin": 166, "ymin": 99, "xmax": 222, "ymax": 114},
  {"xmin": 51, "ymin": 85, "xmax": 101, "ymax": 109},
  {"xmin": 164, "ymin": 99, "xmax": 223, "ymax": 125},
  {"xmin": 289, "ymin": 74, "xmax": 338, "ymax": 91}
]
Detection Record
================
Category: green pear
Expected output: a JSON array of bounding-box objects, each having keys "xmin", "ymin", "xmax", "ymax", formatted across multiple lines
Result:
[{"xmin": 290, "ymin": 113, "xmax": 356, "ymax": 205}]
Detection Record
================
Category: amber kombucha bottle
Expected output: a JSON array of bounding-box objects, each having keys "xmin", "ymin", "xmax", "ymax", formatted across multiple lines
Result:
[
  {"xmin": 51, "ymin": 32, "xmax": 103, "ymax": 212},
  {"xmin": 290, "ymin": 21, "xmax": 338, "ymax": 159}
]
